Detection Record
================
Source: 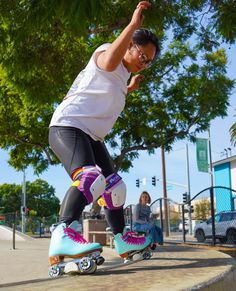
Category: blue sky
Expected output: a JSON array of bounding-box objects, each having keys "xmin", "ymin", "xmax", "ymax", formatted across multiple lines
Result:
[{"xmin": 0, "ymin": 45, "xmax": 235, "ymax": 209}]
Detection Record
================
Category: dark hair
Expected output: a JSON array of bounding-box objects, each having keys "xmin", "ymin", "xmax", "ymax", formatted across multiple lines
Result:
[
  {"xmin": 132, "ymin": 28, "xmax": 160, "ymax": 61},
  {"xmin": 139, "ymin": 191, "xmax": 151, "ymax": 204}
]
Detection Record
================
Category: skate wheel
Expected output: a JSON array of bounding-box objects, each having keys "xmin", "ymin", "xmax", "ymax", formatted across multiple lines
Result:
[
  {"xmin": 96, "ymin": 256, "xmax": 105, "ymax": 266},
  {"xmin": 49, "ymin": 265, "xmax": 63, "ymax": 278},
  {"xmin": 150, "ymin": 244, "xmax": 157, "ymax": 251},
  {"xmin": 78, "ymin": 257, "xmax": 97, "ymax": 274},
  {"xmin": 88, "ymin": 260, "xmax": 97, "ymax": 274},
  {"xmin": 124, "ymin": 258, "xmax": 132, "ymax": 264},
  {"xmin": 142, "ymin": 251, "xmax": 151, "ymax": 260},
  {"xmin": 132, "ymin": 253, "xmax": 142, "ymax": 261},
  {"xmin": 64, "ymin": 261, "xmax": 79, "ymax": 275},
  {"xmin": 78, "ymin": 257, "xmax": 92, "ymax": 272}
]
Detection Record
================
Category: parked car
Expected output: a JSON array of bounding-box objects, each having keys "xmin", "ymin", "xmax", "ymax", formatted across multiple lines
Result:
[
  {"xmin": 178, "ymin": 222, "xmax": 189, "ymax": 232},
  {"xmin": 170, "ymin": 225, "xmax": 179, "ymax": 232},
  {"xmin": 194, "ymin": 211, "xmax": 236, "ymax": 244}
]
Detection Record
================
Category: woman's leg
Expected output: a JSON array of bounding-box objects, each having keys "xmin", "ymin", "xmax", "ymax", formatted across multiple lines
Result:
[
  {"xmin": 92, "ymin": 141, "xmax": 125, "ymax": 234},
  {"xmin": 154, "ymin": 225, "xmax": 164, "ymax": 244},
  {"xmin": 49, "ymin": 126, "xmax": 98, "ymax": 224},
  {"xmin": 48, "ymin": 127, "xmax": 107, "ymax": 266},
  {"xmin": 90, "ymin": 142, "xmax": 152, "ymax": 255},
  {"xmin": 147, "ymin": 224, "xmax": 164, "ymax": 244},
  {"xmin": 135, "ymin": 223, "xmax": 152, "ymax": 233}
]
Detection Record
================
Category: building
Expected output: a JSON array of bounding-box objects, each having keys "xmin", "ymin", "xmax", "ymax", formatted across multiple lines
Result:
[{"xmin": 213, "ymin": 155, "xmax": 236, "ymax": 212}]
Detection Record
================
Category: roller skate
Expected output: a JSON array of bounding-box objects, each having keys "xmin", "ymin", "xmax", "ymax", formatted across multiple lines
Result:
[
  {"xmin": 48, "ymin": 221, "xmax": 104, "ymax": 278},
  {"xmin": 114, "ymin": 227, "xmax": 152, "ymax": 262}
]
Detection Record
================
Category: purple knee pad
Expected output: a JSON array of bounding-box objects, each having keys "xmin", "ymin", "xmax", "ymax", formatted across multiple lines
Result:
[
  {"xmin": 77, "ymin": 166, "xmax": 106, "ymax": 204},
  {"xmin": 102, "ymin": 173, "xmax": 126, "ymax": 210}
]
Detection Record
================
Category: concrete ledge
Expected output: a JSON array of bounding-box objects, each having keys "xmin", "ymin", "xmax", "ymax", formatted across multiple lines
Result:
[
  {"xmin": 0, "ymin": 241, "xmax": 236, "ymax": 290},
  {"xmin": 191, "ymin": 265, "xmax": 236, "ymax": 290},
  {"xmin": 0, "ymin": 225, "xmax": 34, "ymax": 241}
]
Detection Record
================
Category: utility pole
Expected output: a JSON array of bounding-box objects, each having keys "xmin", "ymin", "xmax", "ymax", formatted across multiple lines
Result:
[
  {"xmin": 21, "ymin": 170, "xmax": 26, "ymax": 234},
  {"xmin": 186, "ymin": 143, "xmax": 192, "ymax": 235},
  {"xmin": 208, "ymin": 129, "xmax": 214, "ymax": 187},
  {"xmin": 161, "ymin": 145, "xmax": 169, "ymax": 237}
]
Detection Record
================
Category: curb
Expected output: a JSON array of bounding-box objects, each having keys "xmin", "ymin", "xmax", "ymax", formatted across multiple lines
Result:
[
  {"xmin": 0, "ymin": 225, "xmax": 35, "ymax": 241},
  {"xmin": 190, "ymin": 264, "xmax": 236, "ymax": 290}
]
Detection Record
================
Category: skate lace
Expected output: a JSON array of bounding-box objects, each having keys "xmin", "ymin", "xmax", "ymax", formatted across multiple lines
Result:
[
  {"xmin": 122, "ymin": 231, "xmax": 146, "ymax": 245},
  {"xmin": 64, "ymin": 227, "xmax": 88, "ymax": 244}
]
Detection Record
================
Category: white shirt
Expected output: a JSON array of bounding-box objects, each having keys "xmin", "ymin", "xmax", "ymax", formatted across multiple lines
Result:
[{"xmin": 49, "ymin": 43, "xmax": 131, "ymax": 141}]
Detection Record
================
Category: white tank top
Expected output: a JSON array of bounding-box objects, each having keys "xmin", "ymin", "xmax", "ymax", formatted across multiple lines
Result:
[{"xmin": 49, "ymin": 43, "xmax": 131, "ymax": 141}]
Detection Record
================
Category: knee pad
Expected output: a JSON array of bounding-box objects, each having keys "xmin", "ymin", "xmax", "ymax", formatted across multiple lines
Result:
[
  {"xmin": 100, "ymin": 173, "xmax": 126, "ymax": 210},
  {"xmin": 72, "ymin": 166, "xmax": 106, "ymax": 204}
]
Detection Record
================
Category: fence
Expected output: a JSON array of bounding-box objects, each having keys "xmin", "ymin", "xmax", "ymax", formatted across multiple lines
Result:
[
  {"xmin": 124, "ymin": 186, "xmax": 236, "ymax": 247},
  {"xmin": 0, "ymin": 212, "xmax": 59, "ymax": 236},
  {"xmin": 2, "ymin": 186, "xmax": 235, "ymax": 245},
  {"xmin": 182, "ymin": 186, "xmax": 236, "ymax": 246}
]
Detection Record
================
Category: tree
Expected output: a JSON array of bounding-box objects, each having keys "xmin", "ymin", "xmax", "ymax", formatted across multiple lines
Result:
[
  {"xmin": 194, "ymin": 199, "xmax": 211, "ymax": 221},
  {"xmin": 0, "ymin": 1, "xmax": 235, "ymax": 174},
  {"xmin": 25, "ymin": 179, "xmax": 60, "ymax": 217},
  {"xmin": 0, "ymin": 183, "xmax": 22, "ymax": 213},
  {"xmin": 0, "ymin": 179, "xmax": 60, "ymax": 216},
  {"xmin": 230, "ymin": 119, "xmax": 236, "ymax": 146},
  {"xmin": 169, "ymin": 211, "xmax": 181, "ymax": 227}
]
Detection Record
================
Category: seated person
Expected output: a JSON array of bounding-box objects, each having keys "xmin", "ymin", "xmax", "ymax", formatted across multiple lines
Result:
[{"xmin": 133, "ymin": 191, "xmax": 163, "ymax": 248}]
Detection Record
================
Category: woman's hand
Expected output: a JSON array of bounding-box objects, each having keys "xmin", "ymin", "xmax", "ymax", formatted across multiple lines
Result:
[
  {"xmin": 96, "ymin": 1, "xmax": 151, "ymax": 72},
  {"xmin": 127, "ymin": 74, "xmax": 144, "ymax": 92},
  {"xmin": 130, "ymin": 1, "xmax": 151, "ymax": 29}
]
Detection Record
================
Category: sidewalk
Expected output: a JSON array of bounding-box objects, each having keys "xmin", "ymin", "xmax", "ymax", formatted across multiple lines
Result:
[{"xmin": 1, "ymin": 238, "xmax": 236, "ymax": 290}]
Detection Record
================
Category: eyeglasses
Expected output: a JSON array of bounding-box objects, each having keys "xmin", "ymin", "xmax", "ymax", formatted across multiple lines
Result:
[{"xmin": 134, "ymin": 44, "xmax": 154, "ymax": 67}]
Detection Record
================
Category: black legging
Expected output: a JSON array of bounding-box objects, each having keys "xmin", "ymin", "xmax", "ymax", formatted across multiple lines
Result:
[{"xmin": 49, "ymin": 126, "xmax": 125, "ymax": 234}]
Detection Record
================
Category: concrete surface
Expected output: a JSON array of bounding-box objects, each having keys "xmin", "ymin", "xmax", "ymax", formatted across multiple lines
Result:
[
  {"xmin": 0, "ymin": 225, "xmax": 34, "ymax": 241},
  {"xmin": 0, "ymin": 238, "xmax": 236, "ymax": 290}
]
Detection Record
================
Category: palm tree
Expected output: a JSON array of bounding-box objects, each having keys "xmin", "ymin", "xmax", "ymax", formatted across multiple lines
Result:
[{"xmin": 230, "ymin": 120, "xmax": 236, "ymax": 146}]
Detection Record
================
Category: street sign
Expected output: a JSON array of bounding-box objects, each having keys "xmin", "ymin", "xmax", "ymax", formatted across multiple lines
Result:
[{"xmin": 196, "ymin": 138, "xmax": 208, "ymax": 173}]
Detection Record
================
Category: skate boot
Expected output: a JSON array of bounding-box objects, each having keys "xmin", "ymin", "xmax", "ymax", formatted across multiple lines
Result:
[
  {"xmin": 48, "ymin": 222, "xmax": 104, "ymax": 277},
  {"xmin": 114, "ymin": 227, "xmax": 152, "ymax": 261}
]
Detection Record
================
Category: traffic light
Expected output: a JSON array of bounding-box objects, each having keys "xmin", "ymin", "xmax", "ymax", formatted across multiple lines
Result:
[
  {"xmin": 152, "ymin": 176, "xmax": 156, "ymax": 186},
  {"xmin": 190, "ymin": 205, "xmax": 194, "ymax": 213},
  {"xmin": 136, "ymin": 179, "xmax": 140, "ymax": 188},
  {"xmin": 183, "ymin": 192, "xmax": 188, "ymax": 203}
]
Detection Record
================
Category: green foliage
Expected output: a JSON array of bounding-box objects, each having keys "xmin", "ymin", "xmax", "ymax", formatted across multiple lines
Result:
[
  {"xmin": 0, "ymin": 179, "xmax": 60, "ymax": 217},
  {"xmin": 108, "ymin": 43, "xmax": 234, "ymax": 170},
  {"xmin": 194, "ymin": 199, "xmax": 211, "ymax": 221},
  {"xmin": 0, "ymin": 0, "xmax": 235, "ymax": 173},
  {"xmin": 169, "ymin": 210, "xmax": 181, "ymax": 226},
  {"xmin": 230, "ymin": 119, "xmax": 236, "ymax": 146},
  {"xmin": 212, "ymin": 0, "xmax": 236, "ymax": 44},
  {"xmin": 25, "ymin": 179, "xmax": 60, "ymax": 217},
  {"xmin": 0, "ymin": 70, "xmax": 56, "ymax": 173},
  {"xmin": 0, "ymin": 183, "xmax": 22, "ymax": 213}
]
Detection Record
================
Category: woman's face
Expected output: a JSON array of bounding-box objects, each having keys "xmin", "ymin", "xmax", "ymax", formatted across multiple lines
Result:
[
  {"xmin": 141, "ymin": 193, "xmax": 150, "ymax": 204},
  {"xmin": 123, "ymin": 42, "xmax": 156, "ymax": 73}
]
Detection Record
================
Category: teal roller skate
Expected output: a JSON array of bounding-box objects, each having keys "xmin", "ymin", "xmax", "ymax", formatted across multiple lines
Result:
[
  {"xmin": 48, "ymin": 221, "xmax": 104, "ymax": 277},
  {"xmin": 114, "ymin": 227, "xmax": 152, "ymax": 261}
]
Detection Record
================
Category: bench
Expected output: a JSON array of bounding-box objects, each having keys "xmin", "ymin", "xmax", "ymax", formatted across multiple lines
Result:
[{"xmin": 88, "ymin": 230, "xmax": 114, "ymax": 248}]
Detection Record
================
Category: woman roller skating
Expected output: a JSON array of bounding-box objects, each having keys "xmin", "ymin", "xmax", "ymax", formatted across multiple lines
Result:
[{"xmin": 48, "ymin": 1, "xmax": 160, "ymax": 276}]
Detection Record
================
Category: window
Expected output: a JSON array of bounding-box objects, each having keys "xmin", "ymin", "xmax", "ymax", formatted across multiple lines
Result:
[
  {"xmin": 220, "ymin": 213, "xmax": 231, "ymax": 222},
  {"xmin": 215, "ymin": 214, "xmax": 221, "ymax": 223}
]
